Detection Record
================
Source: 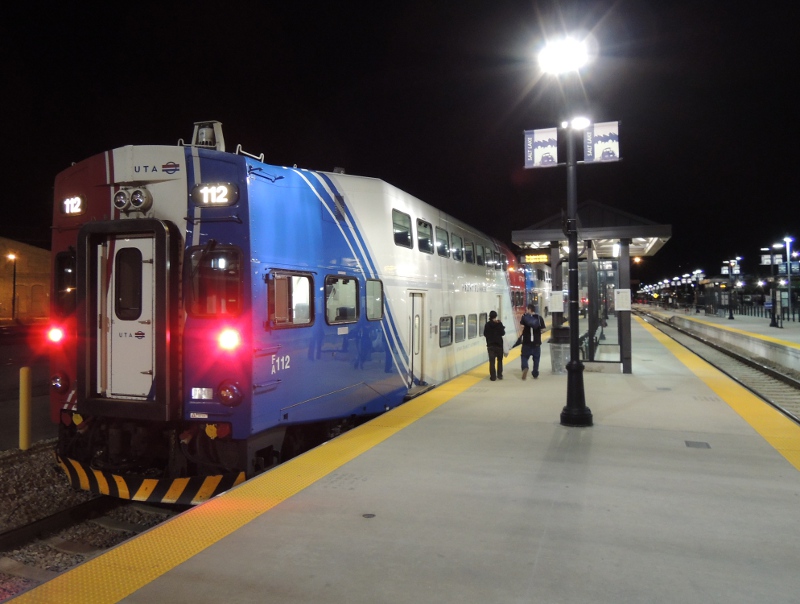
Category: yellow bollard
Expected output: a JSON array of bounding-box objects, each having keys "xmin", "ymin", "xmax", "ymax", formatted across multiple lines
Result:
[{"xmin": 19, "ymin": 366, "xmax": 31, "ymax": 451}]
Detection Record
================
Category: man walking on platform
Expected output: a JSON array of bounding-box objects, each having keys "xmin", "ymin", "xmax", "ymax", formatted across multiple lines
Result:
[
  {"xmin": 520, "ymin": 304, "xmax": 545, "ymax": 380},
  {"xmin": 483, "ymin": 310, "xmax": 505, "ymax": 381}
]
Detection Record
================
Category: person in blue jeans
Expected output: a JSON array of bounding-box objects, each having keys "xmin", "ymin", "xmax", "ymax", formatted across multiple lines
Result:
[{"xmin": 520, "ymin": 304, "xmax": 545, "ymax": 380}]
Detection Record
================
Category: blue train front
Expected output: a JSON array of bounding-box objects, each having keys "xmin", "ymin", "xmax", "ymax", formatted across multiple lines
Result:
[{"xmin": 49, "ymin": 121, "xmax": 518, "ymax": 505}]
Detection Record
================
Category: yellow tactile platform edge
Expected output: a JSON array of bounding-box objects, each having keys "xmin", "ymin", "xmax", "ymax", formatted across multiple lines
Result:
[
  {"xmin": 647, "ymin": 310, "xmax": 800, "ymax": 350},
  {"xmin": 636, "ymin": 315, "xmax": 800, "ymax": 469},
  {"xmin": 13, "ymin": 365, "xmax": 490, "ymax": 604}
]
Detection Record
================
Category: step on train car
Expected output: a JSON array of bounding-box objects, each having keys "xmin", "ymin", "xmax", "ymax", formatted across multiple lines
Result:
[{"xmin": 48, "ymin": 121, "xmax": 526, "ymax": 504}]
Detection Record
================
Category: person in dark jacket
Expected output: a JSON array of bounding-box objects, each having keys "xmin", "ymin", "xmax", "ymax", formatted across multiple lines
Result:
[
  {"xmin": 519, "ymin": 303, "xmax": 546, "ymax": 379},
  {"xmin": 483, "ymin": 310, "xmax": 505, "ymax": 381}
]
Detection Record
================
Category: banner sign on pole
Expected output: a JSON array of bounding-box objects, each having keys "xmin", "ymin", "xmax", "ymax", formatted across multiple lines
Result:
[
  {"xmin": 524, "ymin": 128, "xmax": 558, "ymax": 168},
  {"xmin": 584, "ymin": 121, "xmax": 620, "ymax": 163}
]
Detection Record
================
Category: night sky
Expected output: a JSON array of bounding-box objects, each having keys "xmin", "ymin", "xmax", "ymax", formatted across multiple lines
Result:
[{"xmin": 3, "ymin": 1, "xmax": 798, "ymax": 286}]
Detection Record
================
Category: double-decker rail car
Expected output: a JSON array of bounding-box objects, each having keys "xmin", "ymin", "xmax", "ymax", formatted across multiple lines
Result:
[
  {"xmin": 48, "ymin": 122, "xmax": 521, "ymax": 505},
  {"xmin": 524, "ymin": 262, "xmax": 553, "ymax": 317}
]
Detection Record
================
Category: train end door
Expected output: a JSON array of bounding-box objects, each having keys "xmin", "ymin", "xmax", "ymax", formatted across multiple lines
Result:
[{"xmin": 76, "ymin": 219, "xmax": 181, "ymax": 421}]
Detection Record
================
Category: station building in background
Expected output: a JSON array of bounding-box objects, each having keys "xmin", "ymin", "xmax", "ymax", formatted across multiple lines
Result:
[{"xmin": 0, "ymin": 237, "xmax": 50, "ymax": 325}]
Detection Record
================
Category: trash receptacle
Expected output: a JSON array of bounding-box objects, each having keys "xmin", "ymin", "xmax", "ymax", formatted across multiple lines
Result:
[{"xmin": 549, "ymin": 326, "xmax": 570, "ymax": 374}]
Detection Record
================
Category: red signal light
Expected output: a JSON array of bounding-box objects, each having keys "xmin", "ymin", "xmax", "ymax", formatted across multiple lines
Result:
[
  {"xmin": 47, "ymin": 327, "xmax": 65, "ymax": 343},
  {"xmin": 218, "ymin": 328, "xmax": 241, "ymax": 351}
]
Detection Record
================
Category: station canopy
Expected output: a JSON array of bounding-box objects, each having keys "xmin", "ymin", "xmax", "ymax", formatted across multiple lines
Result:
[{"xmin": 511, "ymin": 200, "xmax": 671, "ymax": 259}]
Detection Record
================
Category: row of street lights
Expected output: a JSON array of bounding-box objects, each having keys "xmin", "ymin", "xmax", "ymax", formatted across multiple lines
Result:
[{"xmin": 637, "ymin": 236, "xmax": 796, "ymax": 324}]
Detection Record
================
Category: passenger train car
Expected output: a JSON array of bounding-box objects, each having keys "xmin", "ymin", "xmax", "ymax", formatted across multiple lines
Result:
[
  {"xmin": 48, "ymin": 122, "xmax": 528, "ymax": 505},
  {"xmin": 521, "ymin": 260, "xmax": 552, "ymax": 317}
]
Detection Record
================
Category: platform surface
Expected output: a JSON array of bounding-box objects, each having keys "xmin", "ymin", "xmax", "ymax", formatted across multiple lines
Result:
[
  {"xmin": 644, "ymin": 305, "xmax": 800, "ymax": 347},
  {"xmin": 13, "ymin": 314, "xmax": 800, "ymax": 604}
]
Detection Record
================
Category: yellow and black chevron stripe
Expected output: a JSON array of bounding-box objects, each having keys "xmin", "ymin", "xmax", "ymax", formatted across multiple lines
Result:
[{"xmin": 56, "ymin": 455, "xmax": 246, "ymax": 506}]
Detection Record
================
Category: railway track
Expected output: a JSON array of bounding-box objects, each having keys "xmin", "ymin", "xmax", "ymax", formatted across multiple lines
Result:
[
  {"xmin": 637, "ymin": 311, "xmax": 800, "ymax": 423},
  {"xmin": 0, "ymin": 496, "xmax": 179, "ymax": 600}
]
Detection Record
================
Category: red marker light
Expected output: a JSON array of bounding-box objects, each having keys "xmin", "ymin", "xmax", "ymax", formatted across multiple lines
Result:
[
  {"xmin": 218, "ymin": 328, "xmax": 241, "ymax": 351},
  {"xmin": 47, "ymin": 327, "xmax": 65, "ymax": 343}
]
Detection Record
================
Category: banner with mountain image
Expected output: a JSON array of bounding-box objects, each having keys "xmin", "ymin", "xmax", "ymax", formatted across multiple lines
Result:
[
  {"xmin": 524, "ymin": 128, "xmax": 558, "ymax": 168},
  {"xmin": 584, "ymin": 121, "xmax": 620, "ymax": 162}
]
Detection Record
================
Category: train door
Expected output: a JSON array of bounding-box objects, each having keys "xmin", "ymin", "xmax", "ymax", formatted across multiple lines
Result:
[
  {"xmin": 98, "ymin": 235, "xmax": 156, "ymax": 398},
  {"xmin": 410, "ymin": 292, "xmax": 425, "ymax": 385},
  {"xmin": 77, "ymin": 219, "xmax": 181, "ymax": 421}
]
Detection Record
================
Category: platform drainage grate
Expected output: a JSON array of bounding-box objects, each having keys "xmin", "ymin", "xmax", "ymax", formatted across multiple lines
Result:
[{"xmin": 685, "ymin": 441, "xmax": 711, "ymax": 449}]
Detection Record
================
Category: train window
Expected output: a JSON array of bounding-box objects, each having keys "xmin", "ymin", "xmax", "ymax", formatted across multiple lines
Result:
[
  {"xmin": 269, "ymin": 272, "xmax": 313, "ymax": 327},
  {"xmin": 468, "ymin": 314, "xmax": 477, "ymax": 338},
  {"xmin": 435, "ymin": 227, "xmax": 449, "ymax": 258},
  {"xmin": 439, "ymin": 316, "xmax": 453, "ymax": 347},
  {"xmin": 451, "ymin": 234, "xmax": 463, "ymax": 261},
  {"xmin": 476, "ymin": 245, "xmax": 484, "ymax": 266},
  {"xmin": 495, "ymin": 251, "xmax": 503, "ymax": 271},
  {"xmin": 366, "ymin": 279, "xmax": 384, "ymax": 321},
  {"xmin": 392, "ymin": 210, "xmax": 413, "ymax": 248},
  {"xmin": 464, "ymin": 242, "xmax": 475, "ymax": 264},
  {"xmin": 454, "ymin": 315, "xmax": 466, "ymax": 342},
  {"xmin": 478, "ymin": 312, "xmax": 487, "ymax": 330},
  {"xmin": 325, "ymin": 275, "xmax": 359, "ymax": 324},
  {"xmin": 114, "ymin": 247, "xmax": 143, "ymax": 321},
  {"xmin": 417, "ymin": 220, "xmax": 433, "ymax": 254},
  {"xmin": 54, "ymin": 251, "xmax": 76, "ymax": 317},
  {"xmin": 188, "ymin": 246, "xmax": 242, "ymax": 317}
]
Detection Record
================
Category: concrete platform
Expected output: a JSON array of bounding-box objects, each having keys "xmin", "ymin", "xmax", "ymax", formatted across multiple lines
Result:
[
  {"xmin": 641, "ymin": 304, "xmax": 800, "ymax": 345},
  {"xmin": 641, "ymin": 305, "xmax": 800, "ymax": 373},
  {"xmin": 13, "ymin": 315, "xmax": 800, "ymax": 603}
]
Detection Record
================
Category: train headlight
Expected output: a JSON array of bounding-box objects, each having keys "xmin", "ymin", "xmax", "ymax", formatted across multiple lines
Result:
[
  {"xmin": 51, "ymin": 372, "xmax": 70, "ymax": 393},
  {"xmin": 218, "ymin": 328, "xmax": 241, "ymax": 351},
  {"xmin": 129, "ymin": 188, "xmax": 153, "ymax": 212},
  {"xmin": 113, "ymin": 190, "xmax": 130, "ymax": 211},
  {"xmin": 47, "ymin": 326, "xmax": 65, "ymax": 343},
  {"xmin": 218, "ymin": 381, "xmax": 243, "ymax": 407}
]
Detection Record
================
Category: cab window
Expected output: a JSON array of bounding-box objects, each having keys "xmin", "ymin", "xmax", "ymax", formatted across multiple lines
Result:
[
  {"xmin": 188, "ymin": 246, "xmax": 242, "ymax": 317},
  {"xmin": 54, "ymin": 251, "xmax": 76, "ymax": 316}
]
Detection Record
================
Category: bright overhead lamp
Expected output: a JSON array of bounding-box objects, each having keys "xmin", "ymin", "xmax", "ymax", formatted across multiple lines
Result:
[{"xmin": 538, "ymin": 38, "xmax": 589, "ymax": 74}]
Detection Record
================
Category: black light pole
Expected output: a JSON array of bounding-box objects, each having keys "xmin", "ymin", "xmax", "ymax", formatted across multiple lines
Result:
[
  {"xmin": 7, "ymin": 254, "xmax": 16, "ymax": 323},
  {"xmin": 769, "ymin": 244, "xmax": 781, "ymax": 328},
  {"xmin": 727, "ymin": 261, "xmax": 734, "ymax": 320},
  {"xmin": 727, "ymin": 258, "xmax": 739, "ymax": 320},
  {"xmin": 786, "ymin": 237, "xmax": 794, "ymax": 322},
  {"xmin": 561, "ymin": 122, "xmax": 592, "ymax": 426},
  {"xmin": 538, "ymin": 37, "xmax": 593, "ymax": 427}
]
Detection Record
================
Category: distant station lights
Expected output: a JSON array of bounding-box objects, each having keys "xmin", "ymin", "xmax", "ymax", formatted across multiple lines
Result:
[{"xmin": 637, "ymin": 234, "xmax": 797, "ymax": 325}]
